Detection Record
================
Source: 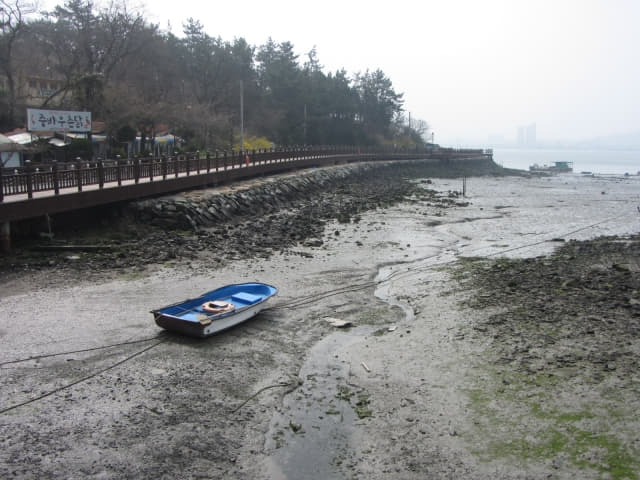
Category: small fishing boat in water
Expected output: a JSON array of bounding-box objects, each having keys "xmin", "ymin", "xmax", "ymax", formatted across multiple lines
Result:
[
  {"xmin": 151, "ymin": 282, "xmax": 277, "ymax": 337},
  {"xmin": 529, "ymin": 161, "xmax": 574, "ymax": 173}
]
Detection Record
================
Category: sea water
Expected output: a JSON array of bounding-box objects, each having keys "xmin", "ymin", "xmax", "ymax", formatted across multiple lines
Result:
[{"xmin": 492, "ymin": 148, "xmax": 640, "ymax": 175}]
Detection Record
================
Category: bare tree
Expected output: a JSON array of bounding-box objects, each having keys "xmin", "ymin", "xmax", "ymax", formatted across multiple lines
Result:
[
  {"xmin": 0, "ymin": 0, "xmax": 37, "ymax": 128},
  {"xmin": 35, "ymin": 0, "xmax": 152, "ymax": 115}
]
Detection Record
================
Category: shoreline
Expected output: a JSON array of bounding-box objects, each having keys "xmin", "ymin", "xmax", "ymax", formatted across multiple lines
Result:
[
  {"xmin": 492, "ymin": 147, "xmax": 640, "ymax": 176},
  {"xmin": 1, "ymin": 173, "xmax": 639, "ymax": 479}
]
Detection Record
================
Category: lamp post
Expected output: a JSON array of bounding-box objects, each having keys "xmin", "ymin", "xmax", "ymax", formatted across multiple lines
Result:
[{"xmin": 431, "ymin": 132, "xmax": 435, "ymax": 144}]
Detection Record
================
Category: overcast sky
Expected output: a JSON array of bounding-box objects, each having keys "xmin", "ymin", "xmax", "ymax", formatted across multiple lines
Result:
[{"xmin": 46, "ymin": 0, "xmax": 640, "ymax": 146}]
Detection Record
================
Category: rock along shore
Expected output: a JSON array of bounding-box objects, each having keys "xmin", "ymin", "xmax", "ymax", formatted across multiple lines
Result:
[
  {"xmin": 127, "ymin": 158, "xmax": 505, "ymax": 231},
  {"xmin": 2, "ymin": 157, "xmax": 510, "ymax": 277}
]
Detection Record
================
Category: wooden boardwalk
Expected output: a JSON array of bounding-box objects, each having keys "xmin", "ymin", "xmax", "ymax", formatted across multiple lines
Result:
[
  {"xmin": 0, "ymin": 149, "xmax": 362, "ymax": 221},
  {"xmin": 0, "ymin": 147, "xmax": 492, "ymax": 250}
]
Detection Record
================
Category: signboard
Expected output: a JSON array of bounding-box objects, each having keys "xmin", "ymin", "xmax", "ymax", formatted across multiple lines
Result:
[{"xmin": 27, "ymin": 108, "xmax": 92, "ymax": 132}]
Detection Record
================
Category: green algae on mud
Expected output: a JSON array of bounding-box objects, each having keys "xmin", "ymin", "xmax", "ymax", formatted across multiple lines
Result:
[
  {"xmin": 464, "ymin": 364, "xmax": 640, "ymax": 479},
  {"xmin": 472, "ymin": 403, "xmax": 638, "ymax": 478},
  {"xmin": 454, "ymin": 238, "xmax": 640, "ymax": 478},
  {"xmin": 336, "ymin": 384, "xmax": 373, "ymax": 419}
]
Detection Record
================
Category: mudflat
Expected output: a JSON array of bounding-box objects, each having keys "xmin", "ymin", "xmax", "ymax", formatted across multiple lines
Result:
[{"xmin": 1, "ymin": 171, "xmax": 639, "ymax": 479}]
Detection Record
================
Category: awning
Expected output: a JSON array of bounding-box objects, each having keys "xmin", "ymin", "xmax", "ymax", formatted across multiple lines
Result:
[
  {"xmin": 49, "ymin": 138, "xmax": 67, "ymax": 147},
  {"xmin": 65, "ymin": 132, "xmax": 87, "ymax": 140},
  {"xmin": 8, "ymin": 132, "xmax": 36, "ymax": 145},
  {"xmin": 0, "ymin": 133, "xmax": 26, "ymax": 152}
]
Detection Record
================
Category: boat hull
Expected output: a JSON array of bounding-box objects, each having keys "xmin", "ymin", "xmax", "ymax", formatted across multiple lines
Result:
[{"xmin": 151, "ymin": 282, "xmax": 277, "ymax": 338}]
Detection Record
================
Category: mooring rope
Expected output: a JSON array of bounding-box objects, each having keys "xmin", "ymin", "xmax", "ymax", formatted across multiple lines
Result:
[{"xmin": 0, "ymin": 339, "xmax": 166, "ymax": 415}]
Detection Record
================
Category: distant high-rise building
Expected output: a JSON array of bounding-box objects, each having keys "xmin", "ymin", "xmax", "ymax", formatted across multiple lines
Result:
[
  {"xmin": 526, "ymin": 123, "xmax": 536, "ymax": 146},
  {"xmin": 517, "ymin": 123, "xmax": 536, "ymax": 147}
]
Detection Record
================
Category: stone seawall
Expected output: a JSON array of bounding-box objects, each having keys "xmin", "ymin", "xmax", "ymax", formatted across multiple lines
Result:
[
  {"xmin": 129, "ymin": 161, "xmax": 366, "ymax": 230},
  {"xmin": 128, "ymin": 157, "xmax": 504, "ymax": 231},
  {"xmin": 1, "ymin": 156, "xmax": 510, "ymax": 273}
]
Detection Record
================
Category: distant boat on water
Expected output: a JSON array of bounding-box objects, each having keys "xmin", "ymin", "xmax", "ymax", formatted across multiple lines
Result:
[
  {"xmin": 494, "ymin": 148, "xmax": 638, "ymax": 174},
  {"xmin": 529, "ymin": 161, "xmax": 573, "ymax": 173}
]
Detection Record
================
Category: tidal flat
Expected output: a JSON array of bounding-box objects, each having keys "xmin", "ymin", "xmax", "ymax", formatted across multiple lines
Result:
[{"xmin": 1, "ymin": 170, "xmax": 639, "ymax": 479}]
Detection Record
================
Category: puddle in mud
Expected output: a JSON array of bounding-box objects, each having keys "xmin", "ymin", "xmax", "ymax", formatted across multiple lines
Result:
[
  {"xmin": 263, "ymin": 328, "xmax": 367, "ymax": 479},
  {"xmin": 374, "ymin": 265, "xmax": 416, "ymax": 324},
  {"xmin": 263, "ymin": 260, "xmax": 420, "ymax": 479}
]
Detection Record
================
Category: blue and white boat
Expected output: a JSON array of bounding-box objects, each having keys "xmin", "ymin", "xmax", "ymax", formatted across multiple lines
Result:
[{"xmin": 151, "ymin": 282, "xmax": 277, "ymax": 337}]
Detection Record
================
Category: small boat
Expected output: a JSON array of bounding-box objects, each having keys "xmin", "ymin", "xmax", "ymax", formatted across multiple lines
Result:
[
  {"xmin": 529, "ymin": 161, "xmax": 574, "ymax": 173},
  {"xmin": 151, "ymin": 282, "xmax": 277, "ymax": 337}
]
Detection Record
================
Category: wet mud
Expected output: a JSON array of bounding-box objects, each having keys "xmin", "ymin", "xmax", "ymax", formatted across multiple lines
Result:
[{"xmin": 1, "ymin": 171, "xmax": 640, "ymax": 479}]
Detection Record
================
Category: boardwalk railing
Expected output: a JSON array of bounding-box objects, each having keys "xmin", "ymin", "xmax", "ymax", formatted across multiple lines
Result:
[
  {"xmin": 0, "ymin": 146, "xmax": 376, "ymax": 201},
  {"xmin": 0, "ymin": 145, "xmax": 493, "ymax": 203}
]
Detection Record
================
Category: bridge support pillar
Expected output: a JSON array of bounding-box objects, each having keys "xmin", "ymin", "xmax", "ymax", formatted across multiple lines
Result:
[{"xmin": 0, "ymin": 221, "xmax": 10, "ymax": 252}]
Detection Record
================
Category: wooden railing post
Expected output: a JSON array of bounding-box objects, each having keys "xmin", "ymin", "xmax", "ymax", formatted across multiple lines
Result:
[
  {"xmin": 52, "ymin": 161, "xmax": 60, "ymax": 195},
  {"xmin": 25, "ymin": 160, "xmax": 34, "ymax": 199},
  {"xmin": 223, "ymin": 151, "xmax": 227, "ymax": 170},
  {"xmin": 162, "ymin": 156, "xmax": 168, "ymax": 180},
  {"xmin": 174, "ymin": 155, "xmax": 179, "ymax": 178},
  {"xmin": 149, "ymin": 157, "xmax": 154, "ymax": 182},
  {"xmin": 186, "ymin": 154, "xmax": 191, "ymax": 176},
  {"xmin": 98, "ymin": 161, "xmax": 104, "ymax": 189},
  {"xmin": 75, "ymin": 160, "xmax": 83, "ymax": 192},
  {"xmin": 116, "ymin": 157, "xmax": 122, "ymax": 186},
  {"xmin": 0, "ymin": 221, "xmax": 9, "ymax": 251},
  {"xmin": 134, "ymin": 157, "xmax": 140, "ymax": 184},
  {"xmin": 0, "ymin": 164, "xmax": 3, "ymax": 202},
  {"xmin": 206, "ymin": 152, "xmax": 211, "ymax": 173},
  {"xmin": 215, "ymin": 151, "xmax": 219, "ymax": 172}
]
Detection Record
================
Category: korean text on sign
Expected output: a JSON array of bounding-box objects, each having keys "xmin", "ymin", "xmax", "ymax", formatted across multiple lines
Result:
[{"xmin": 27, "ymin": 109, "xmax": 92, "ymax": 132}]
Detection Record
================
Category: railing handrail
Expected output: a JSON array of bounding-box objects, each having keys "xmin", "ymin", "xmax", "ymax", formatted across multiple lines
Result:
[{"xmin": 0, "ymin": 145, "xmax": 491, "ymax": 202}]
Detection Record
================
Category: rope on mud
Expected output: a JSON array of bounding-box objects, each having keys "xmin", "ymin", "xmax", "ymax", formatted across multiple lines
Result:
[
  {"xmin": 265, "ymin": 253, "xmax": 445, "ymax": 312},
  {"xmin": 264, "ymin": 209, "xmax": 637, "ymax": 312},
  {"xmin": 0, "ymin": 335, "xmax": 165, "ymax": 368},
  {"xmin": 0, "ymin": 339, "xmax": 166, "ymax": 415},
  {"xmin": 485, "ymin": 210, "xmax": 633, "ymax": 258},
  {"xmin": 267, "ymin": 281, "xmax": 377, "ymax": 311},
  {"xmin": 232, "ymin": 375, "xmax": 303, "ymax": 413}
]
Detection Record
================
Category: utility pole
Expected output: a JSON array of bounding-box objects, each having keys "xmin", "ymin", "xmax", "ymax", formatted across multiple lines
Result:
[
  {"xmin": 303, "ymin": 104, "xmax": 307, "ymax": 145},
  {"xmin": 240, "ymin": 80, "xmax": 244, "ymax": 152}
]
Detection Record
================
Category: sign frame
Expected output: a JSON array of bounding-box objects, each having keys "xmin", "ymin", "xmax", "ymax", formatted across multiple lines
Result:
[{"xmin": 27, "ymin": 108, "xmax": 92, "ymax": 133}]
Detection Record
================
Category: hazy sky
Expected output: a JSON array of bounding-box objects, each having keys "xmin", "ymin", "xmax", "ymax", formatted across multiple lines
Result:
[{"xmin": 45, "ymin": 0, "xmax": 640, "ymax": 145}]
